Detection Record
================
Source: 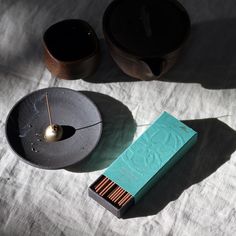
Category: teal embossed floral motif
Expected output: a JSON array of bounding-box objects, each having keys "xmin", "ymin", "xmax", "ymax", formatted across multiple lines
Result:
[{"xmin": 123, "ymin": 123, "xmax": 188, "ymax": 176}]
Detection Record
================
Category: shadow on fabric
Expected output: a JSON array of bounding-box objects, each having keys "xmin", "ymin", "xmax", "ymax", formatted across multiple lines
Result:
[
  {"xmin": 162, "ymin": 18, "xmax": 236, "ymax": 89},
  {"xmin": 84, "ymin": 18, "xmax": 236, "ymax": 89},
  {"xmin": 123, "ymin": 118, "xmax": 236, "ymax": 218},
  {"xmin": 66, "ymin": 91, "xmax": 136, "ymax": 172},
  {"xmin": 83, "ymin": 39, "xmax": 141, "ymax": 83}
]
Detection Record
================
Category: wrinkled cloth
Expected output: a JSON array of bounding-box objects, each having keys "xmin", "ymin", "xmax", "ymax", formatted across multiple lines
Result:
[{"xmin": 0, "ymin": 0, "xmax": 236, "ymax": 235}]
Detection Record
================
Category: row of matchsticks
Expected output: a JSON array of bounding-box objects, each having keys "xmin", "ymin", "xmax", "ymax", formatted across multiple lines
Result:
[{"xmin": 94, "ymin": 176, "xmax": 133, "ymax": 207}]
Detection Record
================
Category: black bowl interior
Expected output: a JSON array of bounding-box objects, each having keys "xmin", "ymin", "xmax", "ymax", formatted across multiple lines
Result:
[
  {"xmin": 103, "ymin": 0, "xmax": 190, "ymax": 57},
  {"xmin": 5, "ymin": 88, "xmax": 102, "ymax": 169},
  {"xmin": 44, "ymin": 19, "xmax": 97, "ymax": 61}
]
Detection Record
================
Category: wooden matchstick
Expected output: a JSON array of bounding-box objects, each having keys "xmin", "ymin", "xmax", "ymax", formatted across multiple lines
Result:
[
  {"xmin": 108, "ymin": 186, "xmax": 118, "ymax": 198},
  {"xmin": 101, "ymin": 182, "xmax": 115, "ymax": 196},
  {"xmin": 108, "ymin": 186, "xmax": 120, "ymax": 199},
  {"xmin": 98, "ymin": 180, "xmax": 112, "ymax": 195},
  {"xmin": 118, "ymin": 193, "xmax": 129, "ymax": 205},
  {"xmin": 96, "ymin": 178, "xmax": 109, "ymax": 193},
  {"xmin": 118, "ymin": 193, "xmax": 130, "ymax": 206},
  {"xmin": 99, "ymin": 180, "xmax": 113, "ymax": 196},
  {"xmin": 111, "ymin": 189, "xmax": 124, "ymax": 201},
  {"xmin": 109, "ymin": 187, "xmax": 121, "ymax": 200},
  {"xmin": 121, "ymin": 195, "xmax": 132, "ymax": 206},
  {"xmin": 114, "ymin": 190, "xmax": 126, "ymax": 203},
  {"xmin": 95, "ymin": 177, "xmax": 107, "ymax": 190}
]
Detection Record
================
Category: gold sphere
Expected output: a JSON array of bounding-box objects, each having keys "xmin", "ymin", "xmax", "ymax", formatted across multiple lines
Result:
[{"xmin": 44, "ymin": 124, "xmax": 63, "ymax": 142}]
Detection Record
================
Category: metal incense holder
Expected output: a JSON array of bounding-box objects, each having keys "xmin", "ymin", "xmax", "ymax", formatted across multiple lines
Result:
[{"xmin": 5, "ymin": 87, "xmax": 102, "ymax": 169}]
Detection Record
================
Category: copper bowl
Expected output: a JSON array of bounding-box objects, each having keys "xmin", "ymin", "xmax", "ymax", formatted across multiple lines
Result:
[
  {"xmin": 103, "ymin": 0, "xmax": 191, "ymax": 80},
  {"xmin": 43, "ymin": 19, "xmax": 100, "ymax": 80}
]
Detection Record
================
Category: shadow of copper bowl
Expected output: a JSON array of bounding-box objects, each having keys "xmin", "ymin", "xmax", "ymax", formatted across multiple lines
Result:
[
  {"xmin": 103, "ymin": 0, "xmax": 191, "ymax": 81},
  {"xmin": 43, "ymin": 19, "xmax": 100, "ymax": 80}
]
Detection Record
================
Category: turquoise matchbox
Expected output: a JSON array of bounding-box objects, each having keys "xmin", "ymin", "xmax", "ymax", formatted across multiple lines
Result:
[{"xmin": 89, "ymin": 112, "xmax": 197, "ymax": 218}]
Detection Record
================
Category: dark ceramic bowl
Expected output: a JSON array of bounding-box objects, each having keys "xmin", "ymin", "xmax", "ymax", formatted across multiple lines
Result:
[
  {"xmin": 43, "ymin": 19, "xmax": 100, "ymax": 80},
  {"xmin": 103, "ymin": 0, "xmax": 191, "ymax": 80}
]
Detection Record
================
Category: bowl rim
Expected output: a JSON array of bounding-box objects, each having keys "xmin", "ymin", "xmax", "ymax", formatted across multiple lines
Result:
[{"xmin": 103, "ymin": 0, "xmax": 191, "ymax": 59}]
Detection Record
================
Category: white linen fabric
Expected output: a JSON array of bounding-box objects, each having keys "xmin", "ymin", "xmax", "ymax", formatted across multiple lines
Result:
[{"xmin": 0, "ymin": 0, "xmax": 236, "ymax": 235}]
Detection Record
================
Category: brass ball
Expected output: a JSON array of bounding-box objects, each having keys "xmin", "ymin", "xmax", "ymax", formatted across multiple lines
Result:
[{"xmin": 44, "ymin": 124, "xmax": 63, "ymax": 142}]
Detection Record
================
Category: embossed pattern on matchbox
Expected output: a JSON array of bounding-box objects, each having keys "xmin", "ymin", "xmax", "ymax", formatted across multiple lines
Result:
[{"xmin": 104, "ymin": 112, "xmax": 197, "ymax": 201}]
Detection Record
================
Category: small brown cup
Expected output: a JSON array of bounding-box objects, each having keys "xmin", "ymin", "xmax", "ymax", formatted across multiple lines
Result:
[
  {"xmin": 103, "ymin": 0, "xmax": 191, "ymax": 81},
  {"xmin": 43, "ymin": 19, "xmax": 99, "ymax": 80}
]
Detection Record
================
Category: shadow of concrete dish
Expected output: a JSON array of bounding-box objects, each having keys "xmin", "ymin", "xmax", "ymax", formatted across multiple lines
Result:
[
  {"xmin": 123, "ymin": 118, "xmax": 236, "ymax": 219},
  {"xmin": 83, "ymin": 39, "xmax": 141, "ymax": 83},
  {"xmin": 66, "ymin": 91, "xmax": 137, "ymax": 172},
  {"xmin": 163, "ymin": 18, "xmax": 236, "ymax": 89}
]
